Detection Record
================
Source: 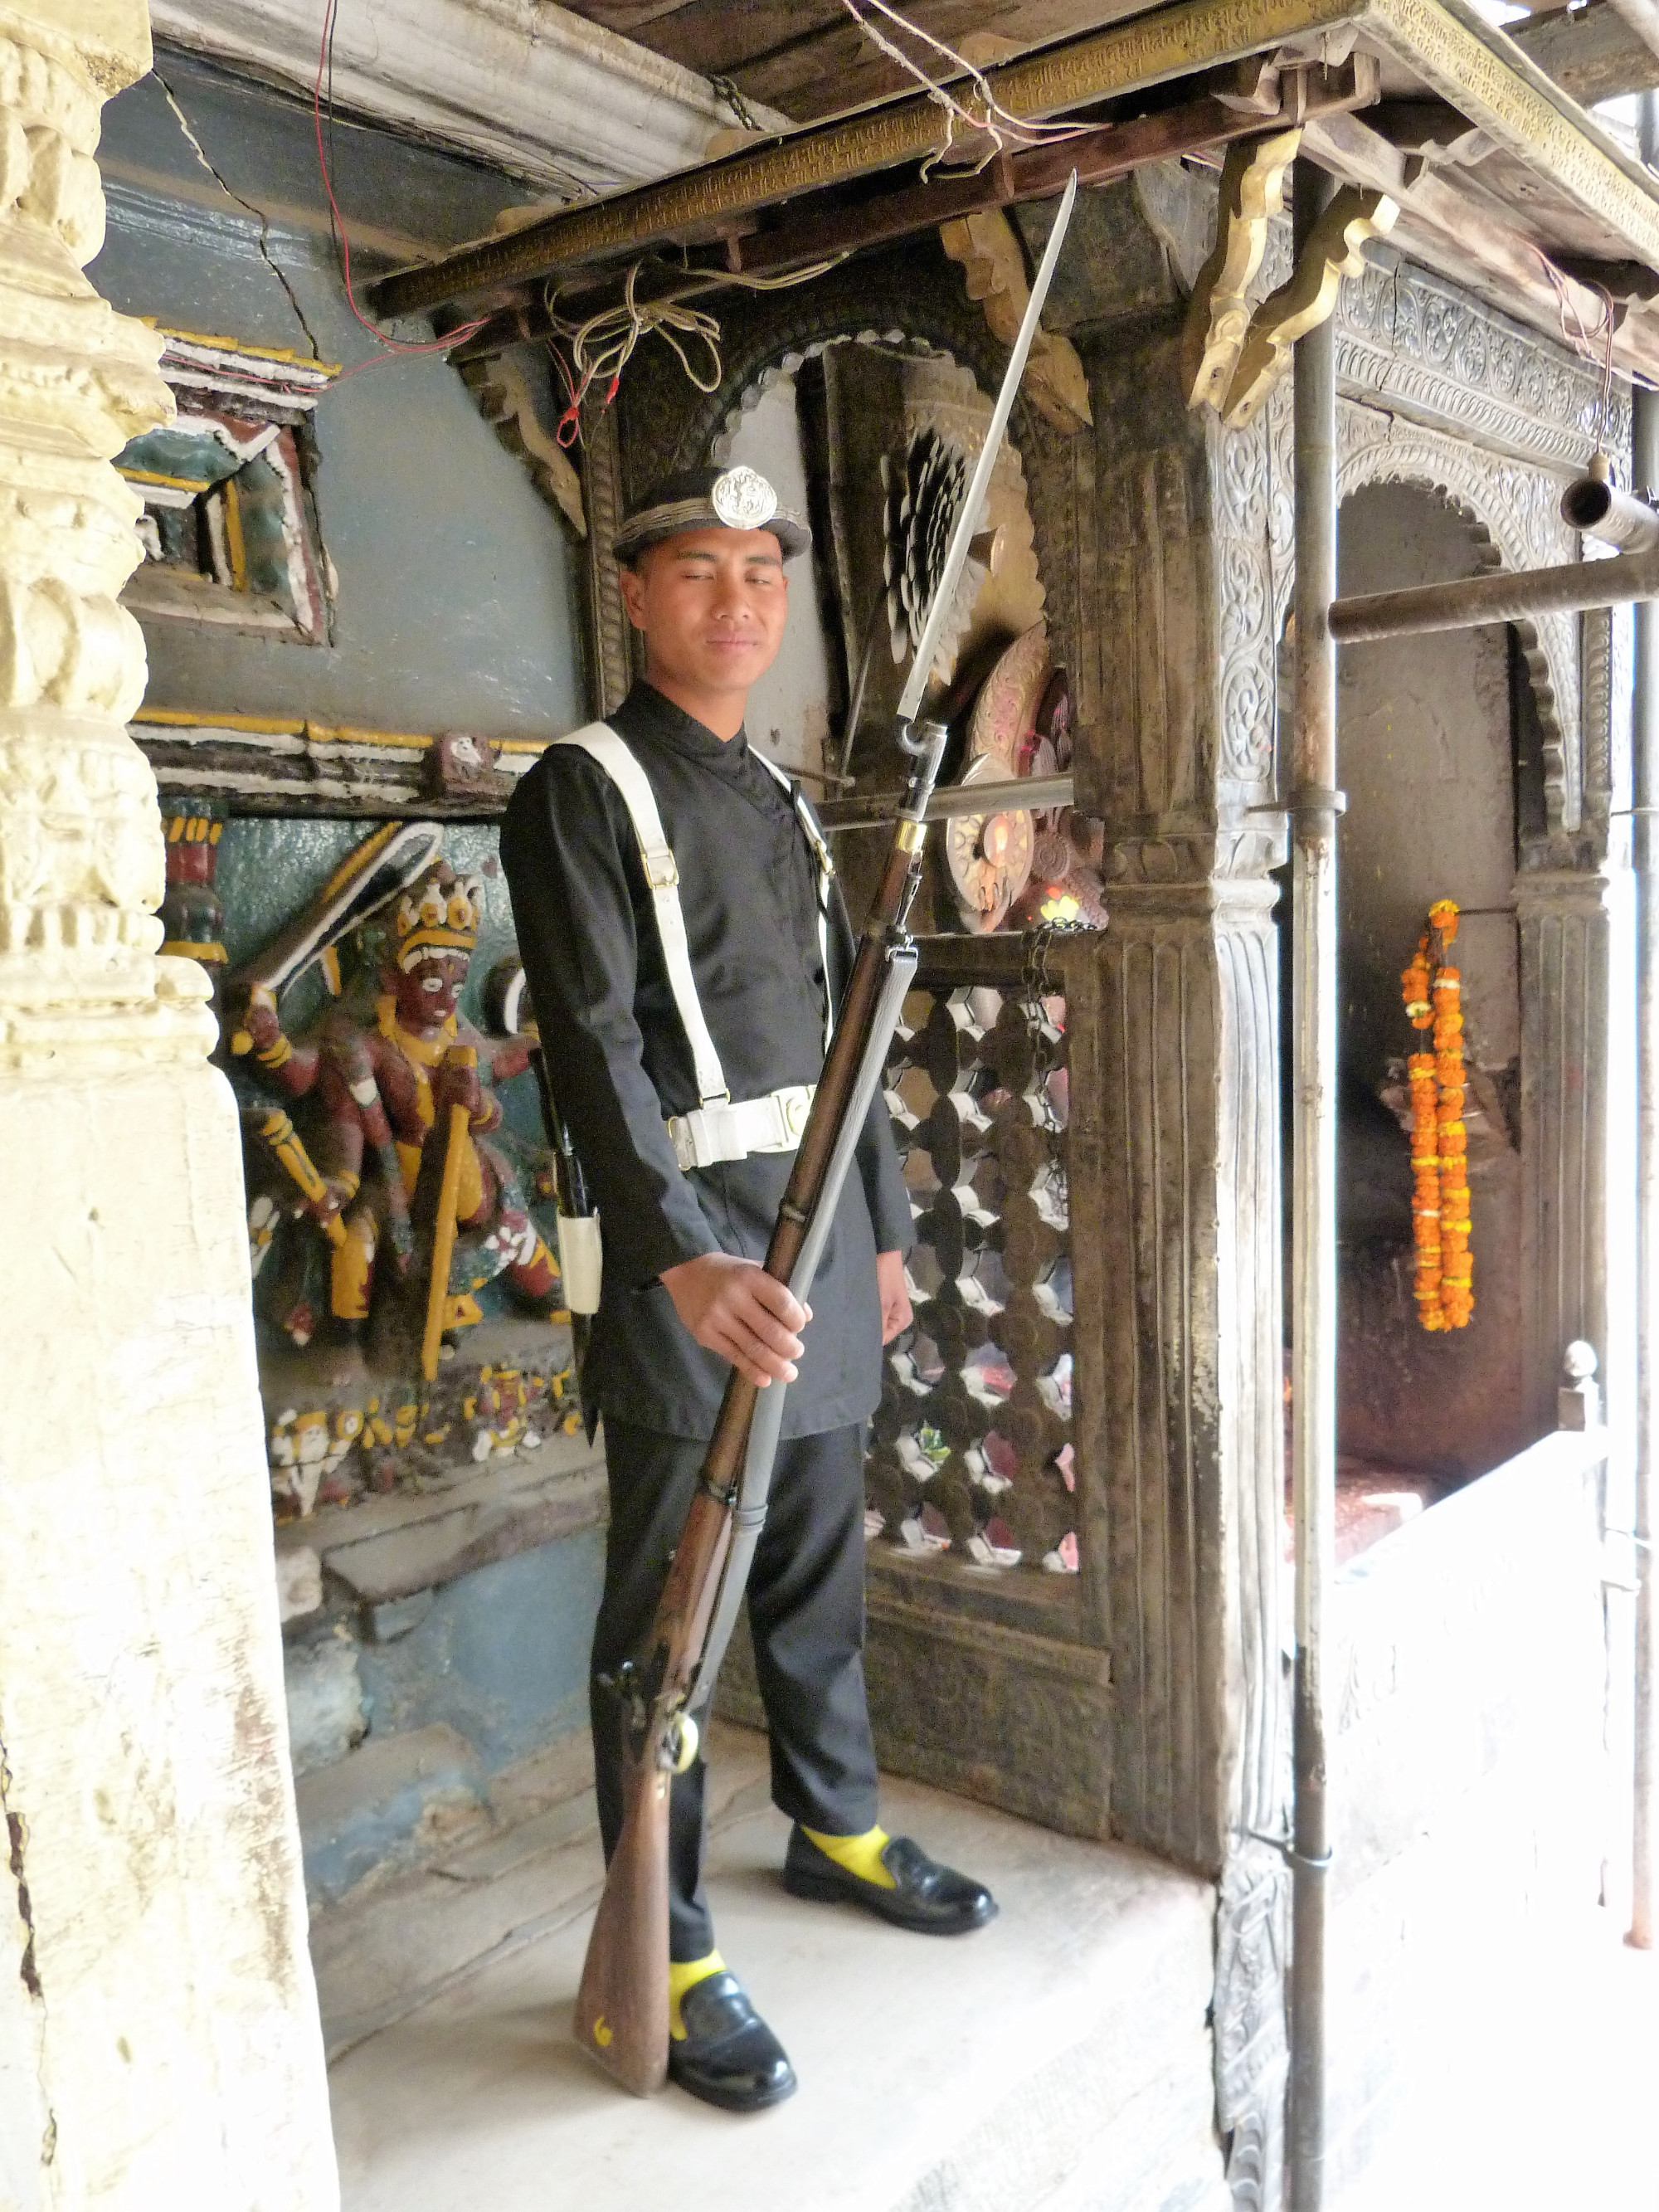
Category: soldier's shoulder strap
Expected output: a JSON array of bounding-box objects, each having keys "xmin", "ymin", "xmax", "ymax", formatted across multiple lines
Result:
[{"xmin": 549, "ymin": 722, "xmax": 729, "ymax": 1109}]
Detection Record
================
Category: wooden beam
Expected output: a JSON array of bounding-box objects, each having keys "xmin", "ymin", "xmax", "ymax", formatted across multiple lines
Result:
[
  {"xmin": 1304, "ymin": 106, "xmax": 1659, "ymax": 380},
  {"xmin": 377, "ymin": 0, "xmax": 1659, "ymax": 344},
  {"xmin": 725, "ymin": 79, "xmax": 1362, "ymax": 279},
  {"xmin": 445, "ymin": 71, "xmax": 1372, "ymax": 363},
  {"xmin": 1511, "ymin": 0, "xmax": 1659, "ymax": 106},
  {"xmin": 368, "ymin": 0, "xmax": 1387, "ymax": 318},
  {"xmin": 572, "ymin": 0, "xmax": 1172, "ymax": 127}
]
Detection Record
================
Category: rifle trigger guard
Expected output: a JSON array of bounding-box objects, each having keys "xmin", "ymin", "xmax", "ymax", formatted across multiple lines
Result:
[{"xmin": 668, "ymin": 1712, "xmax": 700, "ymax": 1775}]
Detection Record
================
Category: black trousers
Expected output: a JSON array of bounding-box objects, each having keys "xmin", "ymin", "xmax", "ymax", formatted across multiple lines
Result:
[{"xmin": 592, "ymin": 1420, "xmax": 880, "ymax": 1961}]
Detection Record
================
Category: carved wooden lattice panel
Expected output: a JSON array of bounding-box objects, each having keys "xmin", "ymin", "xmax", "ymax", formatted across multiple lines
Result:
[{"xmin": 869, "ymin": 940, "xmax": 1078, "ymax": 1574}]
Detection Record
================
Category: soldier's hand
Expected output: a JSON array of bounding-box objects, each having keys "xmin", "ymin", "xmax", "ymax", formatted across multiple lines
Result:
[
  {"xmin": 876, "ymin": 1249, "xmax": 912, "ymax": 1343},
  {"xmin": 659, "ymin": 1253, "xmax": 811, "ymax": 1388}
]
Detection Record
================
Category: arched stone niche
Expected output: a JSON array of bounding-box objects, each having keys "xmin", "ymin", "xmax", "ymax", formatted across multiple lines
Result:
[
  {"xmin": 1258, "ymin": 386, "xmax": 1626, "ymax": 1443},
  {"xmin": 1337, "ymin": 402, "xmax": 1581, "ymax": 839}
]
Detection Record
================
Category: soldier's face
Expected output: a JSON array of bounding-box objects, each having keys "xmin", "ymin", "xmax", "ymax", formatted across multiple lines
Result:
[{"xmin": 619, "ymin": 528, "xmax": 788, "ymax": 700}]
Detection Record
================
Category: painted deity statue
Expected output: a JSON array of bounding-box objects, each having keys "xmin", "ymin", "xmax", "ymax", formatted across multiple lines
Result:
[{"xmin": 242, "ymin": 860, "xmax": 560, "ymax": 1356}]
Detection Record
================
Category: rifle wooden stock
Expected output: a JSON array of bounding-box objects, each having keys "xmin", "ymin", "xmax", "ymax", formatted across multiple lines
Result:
[
  {"xmin": 577, "ymin": 1484, "xmax": 737, "ymax": 2090},
  {"xmin": 575, "ymin": 1755, "xmax": 671, "ymax": 2095}
]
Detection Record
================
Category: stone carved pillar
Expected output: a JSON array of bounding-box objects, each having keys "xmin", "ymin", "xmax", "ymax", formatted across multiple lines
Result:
[
  {"xmin": 1085, "ymin": 310, "xmax": 1289, "ymax": 2209},
  {"xmin": 1515, "ymin": 865, "xmax": 1617, "ymax": 1434},
  {"xmin": 0, "ymin": 3, "xmax": 337, "ymax": 2203}
]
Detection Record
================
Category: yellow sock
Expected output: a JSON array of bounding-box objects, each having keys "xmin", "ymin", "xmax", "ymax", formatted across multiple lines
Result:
[
  {"xmin": 668, "ymin": 1949, "xmax": 725, "ymax": 2040},
  {"xmin": 802, "ymin": 1823, "xmax": 896, "ymax": 1889}
]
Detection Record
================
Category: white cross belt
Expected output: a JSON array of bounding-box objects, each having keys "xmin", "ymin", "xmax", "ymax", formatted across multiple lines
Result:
[{"xmin": 666, "ymin": 1084, "xmax": 817, "ymax": 1171}]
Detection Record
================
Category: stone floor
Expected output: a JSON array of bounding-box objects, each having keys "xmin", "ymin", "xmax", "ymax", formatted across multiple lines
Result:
[
  {"xmin": 321, "ymin": 1724, "xmax": 1229, "ymax": 2212},
  {"xmin": 317, "ymin": 1720, "xmax": 1659, "ymax": 2212}
]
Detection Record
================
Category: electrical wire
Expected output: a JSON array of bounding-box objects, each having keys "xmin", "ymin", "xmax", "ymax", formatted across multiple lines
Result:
[
  {"xmin": 835, "ymin": 0, "xmax": 1092, "ymax": 178},
  {"xmin": 545, "ymin": 256, "xmax": 843, "ymax": 446},
  {"xmin": 708, "ymin": 75, "xmax": 764, "ymax": 134},
  {"xmin": 1532, "ymin": 243, "xmax": 1618, "ymax": 456},
  {"xmin": 312, "ymin": 0, "xmax": 488, "ymax": 364}
]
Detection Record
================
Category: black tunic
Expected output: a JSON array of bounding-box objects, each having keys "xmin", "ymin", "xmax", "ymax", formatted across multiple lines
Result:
[{"xmin": 501, "ymin": 680, "xmax": 913, "ymax": 1440}]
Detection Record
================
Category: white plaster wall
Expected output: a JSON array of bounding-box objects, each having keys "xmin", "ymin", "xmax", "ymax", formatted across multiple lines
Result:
[
  {"xmin": 147, "ymin": 0, "xmax": 790, "ymax": 198},
  {"xmin": 0, "ymin": 1065, "xmax": 338, "ymax": 2210},
  {"xmin": 727, "ymin": 378, "xmax": 838, "ymax": 786}
]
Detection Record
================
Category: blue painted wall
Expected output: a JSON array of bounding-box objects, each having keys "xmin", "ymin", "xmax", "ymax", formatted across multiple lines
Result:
[
  {"xmin": 357, "ymin": 1530, "xmax": 604, "ymax": 1775},
  {"xmin": 94, "ymin": 51, "xmax": 586, "ymax": 735}
]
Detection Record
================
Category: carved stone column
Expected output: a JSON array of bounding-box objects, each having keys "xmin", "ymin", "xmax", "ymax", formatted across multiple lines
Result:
[
  {"xmin": 1086, "ymin": 310, "xmax": 1289, "ymax": 2206},
  {"xmin": 0, "ymin": 2, "xmax": 337, "ymax": 2202},
  {"xmin": 1515, "ymin": 865, "xmax": 1618, "ymax": 1433}
]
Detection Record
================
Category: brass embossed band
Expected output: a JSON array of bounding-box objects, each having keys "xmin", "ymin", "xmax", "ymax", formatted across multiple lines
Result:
[
  {"xmin": 372, "ymin": 0, "xmax": 1353, "ymax": 314},
  {"xmin": 372, "ymin": 0, "xmax": 1659, "ymax": 319},
  {"xmin": 1366, "ymin": 0, "xmax": 1659, "ymax": 266}
]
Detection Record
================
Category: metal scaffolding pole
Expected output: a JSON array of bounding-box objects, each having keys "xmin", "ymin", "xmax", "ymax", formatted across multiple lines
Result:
[
  {"xmin": 1629, "ymin": 91, "xmax": 1658, "ymax": 1957},
  {"xmin": 1287, "ymin": 158, "xmax": 1339, "ymax": 2212},
  {"xmin": 1327, "ymin": 543, "xmax": 1659, "ymax": 641}
]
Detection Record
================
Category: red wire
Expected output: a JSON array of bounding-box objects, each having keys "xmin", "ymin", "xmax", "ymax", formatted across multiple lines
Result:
[{"xmin": 313, "ymin": 0, "xmax": 487, "ymax": 361}]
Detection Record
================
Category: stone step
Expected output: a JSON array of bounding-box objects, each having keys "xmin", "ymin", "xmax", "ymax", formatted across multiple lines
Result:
[
  {"xmin": 324, "ymin": 1725, "xmax": 1228, "ymax": 2212},
  {"xmin": 311, "ymin": 1733, "xmax": 767, "ymax": 2060},
  {"xmin": 430, "ymin": 1787, "xmax": 601, "ymax": 1883}
]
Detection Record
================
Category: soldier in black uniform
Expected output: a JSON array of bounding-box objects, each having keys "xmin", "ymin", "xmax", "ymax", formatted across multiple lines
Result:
[{"xmin": 501, "ymin": 463, "xmax": 995, "ymax": 2114}]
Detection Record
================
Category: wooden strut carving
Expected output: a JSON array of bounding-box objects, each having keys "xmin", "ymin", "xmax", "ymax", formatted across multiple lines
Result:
[
  {"xmin": 456, "ymin": 353, "xmax": 586, "ymax": 537},
  {"xmin": 938, "ymin": 209, "xmax": 1092, "ymax": 435},
  {"xmin": 1180, "ymin": 127, "xmax": 1303, "ymax": 413},
  {"xmin": 1221, "ymin": 184, "xmax": 1399, "ymax": 427}
]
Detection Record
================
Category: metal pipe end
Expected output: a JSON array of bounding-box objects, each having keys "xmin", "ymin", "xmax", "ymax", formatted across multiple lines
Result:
[{"xmin": 1561, "ymin": 474, "xmax": 1659, "ymax": 555}]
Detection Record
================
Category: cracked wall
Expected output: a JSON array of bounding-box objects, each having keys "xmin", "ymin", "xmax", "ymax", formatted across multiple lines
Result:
[{"xmin": 90, "ymin": 49, "xmax": 587, "ymax": 739}]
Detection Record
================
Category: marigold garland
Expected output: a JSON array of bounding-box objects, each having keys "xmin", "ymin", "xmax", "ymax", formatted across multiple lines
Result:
[{"xmin": 1400, "ymin": 897, "xmax": 1473, "ymax": 1331}]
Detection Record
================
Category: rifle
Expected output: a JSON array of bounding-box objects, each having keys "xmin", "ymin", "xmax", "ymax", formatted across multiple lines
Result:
[{"xmin": 576, "ymin": 173, "xmax": 1080, "ymax": 2096}]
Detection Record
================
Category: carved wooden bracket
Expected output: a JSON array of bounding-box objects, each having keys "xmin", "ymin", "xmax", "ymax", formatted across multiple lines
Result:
[
  {"xmin": 456, "ymin": 352, "xmax": 586, "ymax": 537},
  {"xmin": 939, "ymin": 208, "xmax": 1092, "ymax": 435},
  {"xmin": 1180, "ymin": 126, "xmax": 1302, "ymax": 414},
  {"xmin": 1220, "ymin": 185, "xmax": 1399, "ymax": 428}
]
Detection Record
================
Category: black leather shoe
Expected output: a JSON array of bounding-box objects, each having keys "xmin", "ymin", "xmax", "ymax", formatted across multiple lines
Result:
[
  {"xmin": 782, "ymin": 1829, "xmax": 998, "ymax": 1934},
  {"xmin": 667, "ymin": 1972, "xmax": 797, "ymax": 2113}
]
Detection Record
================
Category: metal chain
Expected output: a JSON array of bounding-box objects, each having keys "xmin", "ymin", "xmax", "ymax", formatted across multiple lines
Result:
[{"xmin": 708, "ymin": 74, "xmax": 763, "ymax": 133}]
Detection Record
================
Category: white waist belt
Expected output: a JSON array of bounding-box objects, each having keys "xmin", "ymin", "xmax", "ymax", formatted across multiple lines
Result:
[{"xmin": 667, "ymin": 1084, "xmax": 816, "ymax": 1171}]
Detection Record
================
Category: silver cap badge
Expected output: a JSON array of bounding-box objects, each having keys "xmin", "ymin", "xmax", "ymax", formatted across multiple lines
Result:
[{"xmin": 710, "ymin": 464, "xmax": 779, "ymax": 531}]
